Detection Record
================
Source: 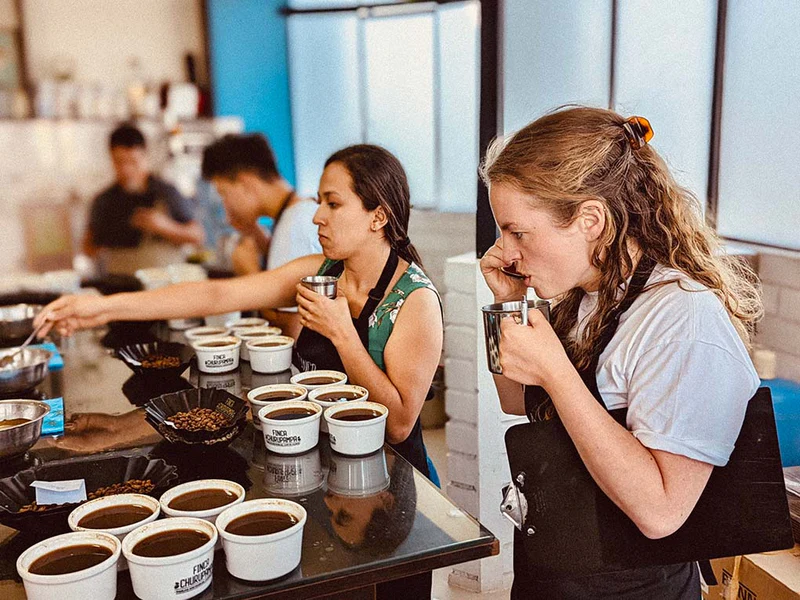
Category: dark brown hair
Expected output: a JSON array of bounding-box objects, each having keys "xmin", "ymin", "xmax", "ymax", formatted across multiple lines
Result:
[
  {"xmin": 325, "ymin": 145, "xmax": 422, "ymax": 267},
  {"xmin": 481, "ymin": 106, "xmax": 761, "ymax": 369}
]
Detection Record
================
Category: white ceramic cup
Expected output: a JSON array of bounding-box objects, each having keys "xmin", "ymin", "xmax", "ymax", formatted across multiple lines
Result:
[
  {"xmin": 192, "ymin": 336, "xmax": 241, "ymax": 373},
  {"xmin": 327, "ymin": 448, "xmax": 390, "ymax": 496},
  {"xmin": 216, "ymin": 498, "xmax": 307, "ymax": 582},
  {"xmin": 68, "ymin": 493, "xmax": 160, "ymax": 570},
  {"xmin": 289, "ymin": 370, "xmax": 348, "ymax": 390},
  {"xmin": 159, "ymin": 479, "xmax": 245, "ymax": 525},
  {"xmin": 236, "ymin": 326, "xmax": 282, "ymax": 361},
  {"xmin": 263, "ymin": 447, "xmax": 325, "ymax": 497},
  {"xmin": 324, "ymin": 401, "xmax": 389, "ymax": 456},
  {"xmin": 308, "ymin": 384, "xmax": 369, "ymax": 434},
  {"xmin": 184, "ymin": 325, "xmax": 230, "ymax": 342},
  {"xmin": 205, "ymin": 311, "xmax": 241, "ymax": 328},
  {"xmin": 247, "ymin": 384, "xmax": 308, "ymax": 430},
  {"xmin": 17, "ymin": 530, "xmax": 121, "ymax": 600},
  {"xmin": 258, "ymin": 400, "xmax": 322, "ymax": 455},
  {"xmin": 122, "ymin": 517, "xmax": 217, "ymax": 600},
  {"xmin": 226, "ymin": 317, "xmax": 267, "ymax": 336},
  {"xmin": 168, "ymin": 318, "xmax": 203, "ymax": 331},
  {"xmin": 247, "ymin": 336, "xmax": 295, "ymax": 374}
]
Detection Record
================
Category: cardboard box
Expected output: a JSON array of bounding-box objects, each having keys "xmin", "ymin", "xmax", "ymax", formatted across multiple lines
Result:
[{"xmin": 703, "ymin": 546, "xmax": 800, "ymax": 600}]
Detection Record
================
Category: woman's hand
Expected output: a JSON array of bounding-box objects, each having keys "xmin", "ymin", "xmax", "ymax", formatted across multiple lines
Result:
[
  {"xmin": 480, "ymin": 238, "xmax": 528, "ymax": 302},
  {"xmin": 295, "ymin": 284, "xmax": 358, "ymax": 346},
  {"xmin": 34, "ymin": 295, "xmax": 111, "ymax": 338},
  {"xmin": 498, "ymin": 309, "xmax": 573, "ymax": 388}
]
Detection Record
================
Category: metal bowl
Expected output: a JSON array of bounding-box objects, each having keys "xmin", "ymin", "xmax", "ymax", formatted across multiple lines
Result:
[
  {"xmin": 0, "ymin": 400, "xmax": 50, "ymax": 460},
  {"xmin": 0, "ymin": 347, "xmax": 52, "ymax": 395},
  {"xmin": 0, "ymin": 304, "xmax": 43, "ymax": 346}
]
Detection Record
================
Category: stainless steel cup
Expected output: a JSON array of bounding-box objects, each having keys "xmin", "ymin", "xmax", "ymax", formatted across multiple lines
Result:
[
  {"xmin": 481, "ymin": 299, "xmax": 551, "ymax": 375},
  {"xmin": 301, "ymin": 276, "xmax": 338, "ymax": 299}
]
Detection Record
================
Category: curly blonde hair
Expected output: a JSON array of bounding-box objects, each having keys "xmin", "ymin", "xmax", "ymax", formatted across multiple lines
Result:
[{"xmin": 481, "ymin": 106, "xmax": 762, "ymax": 370}]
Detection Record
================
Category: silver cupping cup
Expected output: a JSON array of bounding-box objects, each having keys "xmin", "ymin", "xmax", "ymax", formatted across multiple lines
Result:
[
  {"xmin": 481, "ymin": 299, "xmax": 550, "ymax": 375},
  {"xmin": 301, "ymin": 276, "xmax": 338, "ymax": 299}
]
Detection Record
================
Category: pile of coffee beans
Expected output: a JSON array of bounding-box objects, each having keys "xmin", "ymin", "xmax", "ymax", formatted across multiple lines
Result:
[
  {"xmin": 17, "ymin": 479, "xmax": 155, "ymax": 513},
  {"xmin": 141, "ymin": 354, "xmax": 181, "ymax": 369},
  {"xmin": 169, "ymin": 408, "xmax": 229, "ymax": 432}
]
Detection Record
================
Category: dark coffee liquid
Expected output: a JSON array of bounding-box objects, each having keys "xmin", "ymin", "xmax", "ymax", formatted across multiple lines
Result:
[
  {"xmin": 299, "ymin": 376, "xmax": 340, "ymax": 385},
  {"xmin": 263, "ymin": 407, "xmax": 317, "ymax": 421},
  {"xmin": 255, "ymin": 391, "xmax": 300, "ymax": 401},
  {"xmin": 168, "ymin": 488, "xmax": 239, "ymax": 512},
  {"xmin": 200, "ymin": 341, "xmax": 234, "ymax": 348},
  {"xmin": 234, "ymin": 323, "xmax": 260, "ymax": 328},
  {"xmin": 29, "ymin": 544, "xmax": 112, "ymax": 576},
  {"xmin": 78, "ymin": 504, "xmax": 153, "ymax": 529},
  {"xmin": 252, "ymin": 341, "xmax": 286, "ymax": 348},
  {"xmin": 0, "ymin": 418, "xmax": 30, "ymax": 430},
  {"xmin": 316, "ymin": 391, "xmax": 362, "ymax": 402},
  {"xmin": 225, "ymin": 511, "xmax": 298, "ymax": 536},
  {"xmin": 194, "ymin": 330, "xmax": 225, "ymax": 336},
  {"xmin": 332, "ymin": 408, "xmax": 383, "ymax": 421},
  {"xmin": 132, "ymin": 529, "xmax": 210, "ymax": 558}
]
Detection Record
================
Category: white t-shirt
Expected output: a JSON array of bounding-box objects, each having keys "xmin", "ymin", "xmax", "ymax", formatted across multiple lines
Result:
[
  {"xmin": 266, "ymin": 198, "xmax": 321, "ymax": 270},
  {"xmin": 578, "ymin": 264, "xmax": 759, "ymax": 467},
  {"xmin": 266, "ymin": 198, "xmax": 321, "ymax": 313}
]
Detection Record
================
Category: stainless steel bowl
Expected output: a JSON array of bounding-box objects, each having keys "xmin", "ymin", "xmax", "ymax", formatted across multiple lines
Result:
[
  {"xmin": 0, "ymin": 400, "xmax": 50, "ymax": 460},
  {"xmin": 0, "ymin": 304, "xmax": 43, "ymax": 345},
  {"xmin": 0, "ymin": 347, "xmax": 52, "ymax": 395},
  {"xmin": 481, "ymin": 299, "xmax": 551, "ymax": 375},
  {"xmin": 301, "ymin": 276, "xmax": 338, "ymax": 299}
]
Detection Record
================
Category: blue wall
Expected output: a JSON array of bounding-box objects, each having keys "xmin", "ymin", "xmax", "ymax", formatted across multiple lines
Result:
[{"xmin": 207, "ymin": 0, "xmax": 295, "ymax": 185}]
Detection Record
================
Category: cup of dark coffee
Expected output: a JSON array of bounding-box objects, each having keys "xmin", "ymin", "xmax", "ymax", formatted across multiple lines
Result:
[
  {"xmin": 216, "ymin": 498, "xmax": 307, "ymax": 581},
  {"xmin": 300, "ymin": 276, "xmax": 338, "ymax": 299},
  {"xmin": 122, "ymin": 517, "xmax": 217, "ymax": 600},
  {"xmin": 17, "ymin": 530, "xmax": 121, "ymax": 600},
  {"xmin": 323, "ymin": 401, "xmax": 388, "ymax": 456},
  {"xmin": 159, "ymin": 479, "xmax": 245, "ymax": 525},
  {"xmin": 68, "ymin": 493, "xmax": 160, "ymax": 570},
  {"xmin": 308, "ymin": 384, "xmax": 369, "ymax": 434},
  {"xmin": 247, "ymin": 384, "xmax": 308, "ymax": 430},
  {"xmin": 258, "ymin": 400, "xmax": 322, "ymax": 455}
]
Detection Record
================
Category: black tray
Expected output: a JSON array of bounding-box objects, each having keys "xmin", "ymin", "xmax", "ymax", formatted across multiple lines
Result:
[
  {"xmin": 0, "ymin": 452, "xmax": 177, "ymax": 532},
  {"xmin": 115, "ymin": 341, "xmax": 195, "ymax": 378},
  {"xmin": 144, "ymin": 387, "xmax": 249, "ymax": 446}
]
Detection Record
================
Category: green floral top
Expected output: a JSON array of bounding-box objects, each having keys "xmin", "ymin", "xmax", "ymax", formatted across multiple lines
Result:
[{"xmin": 317, "ymin": 259, "xmax": 440, "ymax": 370}]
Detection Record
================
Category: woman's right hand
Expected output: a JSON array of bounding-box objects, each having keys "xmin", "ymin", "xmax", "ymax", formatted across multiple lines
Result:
[
  {"xmin": 34, "ymin": 295, "xmax": 111, "ymax": 338},
  {"xmin": 479, "ymin": 238, "xmax": 528, "ymax": 302}
]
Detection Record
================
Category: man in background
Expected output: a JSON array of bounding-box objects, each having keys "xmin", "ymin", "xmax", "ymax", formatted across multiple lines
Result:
[
  {"xmin": 201, "ymin": 133, "xmax": 321, "ymax": 337},
  {"xmin": 84, "ymin": 123, "xmax": 205, "ymax": 275}
]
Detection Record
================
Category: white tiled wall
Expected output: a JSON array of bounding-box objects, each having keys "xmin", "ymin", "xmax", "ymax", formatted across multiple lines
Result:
[
  {"xmin": 756, "ymin": 253, "xmax": 800, "ymax": 382},
  {"xmin": 442, "ymin": 253, "xmax": 523, "ymax": 593}
]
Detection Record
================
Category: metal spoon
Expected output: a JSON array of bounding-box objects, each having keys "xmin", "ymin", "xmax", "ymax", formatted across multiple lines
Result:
[
  {"xmin": 0, "ymin": 321, "xmax": 46, "ymax": 368},
  {"xmin": 500, "ymin": 264, "xmax": 526, "ymax": 280}
]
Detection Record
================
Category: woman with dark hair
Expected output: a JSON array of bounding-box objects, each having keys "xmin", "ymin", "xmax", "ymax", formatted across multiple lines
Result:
[{"xmin": 37, "ymin": 144, "xmax": 443, "ymax": 482}]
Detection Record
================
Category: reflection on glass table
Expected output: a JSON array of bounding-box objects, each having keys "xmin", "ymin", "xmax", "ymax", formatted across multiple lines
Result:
[{"xmin": 0, "ymin": 331, "xmax": 497, "ymax": 599}]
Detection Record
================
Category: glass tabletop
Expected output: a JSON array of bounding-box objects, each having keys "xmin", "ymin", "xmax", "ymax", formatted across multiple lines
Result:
[{"xmin": 0, "ymin": 325, "xmax": 496, "ymax": 598}]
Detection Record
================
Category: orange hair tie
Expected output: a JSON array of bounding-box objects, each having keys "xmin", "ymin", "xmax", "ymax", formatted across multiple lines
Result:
[{"xmin": 622, "ymin": 116, "xmax": 654, "ymax": 150}]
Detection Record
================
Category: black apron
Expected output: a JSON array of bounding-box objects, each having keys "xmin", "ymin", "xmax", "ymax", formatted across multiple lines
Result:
[
  {"xmin": 509, "ymin": 257, "xmax": 700, "ymax": 599},
  {"xmin": 293, "ymin": 250, "xmax": 431, "ymax": 478}
]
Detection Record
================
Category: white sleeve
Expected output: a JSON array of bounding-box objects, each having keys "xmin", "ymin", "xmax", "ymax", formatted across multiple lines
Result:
[{"xmin": 626, "ymin": 339, "xmax": 759, "ymax": 466}]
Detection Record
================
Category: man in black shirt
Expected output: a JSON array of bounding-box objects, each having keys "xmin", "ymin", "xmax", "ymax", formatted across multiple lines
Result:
[{"xmin": 84, "ymin": 124, "xmax": 204, "ymax": 275}]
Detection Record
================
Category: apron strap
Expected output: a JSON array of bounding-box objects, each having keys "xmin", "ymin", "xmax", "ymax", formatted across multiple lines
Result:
[{"xmin": 357, "ymin": 249, "xmax": 399, "ymax": 323}]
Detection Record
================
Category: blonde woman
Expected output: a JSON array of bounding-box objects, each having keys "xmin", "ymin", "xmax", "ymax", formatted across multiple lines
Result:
[{"xmin": 480, "ymin": 107, "xmax": 761, "ymax": 598}]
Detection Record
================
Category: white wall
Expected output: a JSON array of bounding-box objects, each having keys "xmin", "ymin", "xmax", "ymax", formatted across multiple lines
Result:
[{"xmin": 22, "ymin": 0, "xmax": 205, "ymax": 86}]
